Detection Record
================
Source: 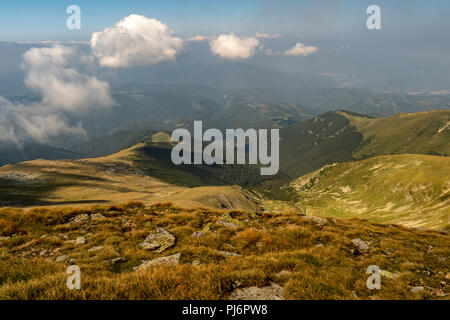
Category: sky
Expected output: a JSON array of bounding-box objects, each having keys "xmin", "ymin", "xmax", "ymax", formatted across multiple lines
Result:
[
  {"xmin": 1, "ymin": 0, "xmax": 450, "ymax": 148},
  {"xmin": 1, "ymin": 0, "xmax": 450, "ymax": 95},
  {"xmin": 1, "ymin": 0, "xmax": 450, "ymax": 41}
]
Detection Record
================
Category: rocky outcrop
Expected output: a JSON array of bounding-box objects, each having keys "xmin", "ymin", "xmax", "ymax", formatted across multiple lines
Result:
[
  {"xmin": 134, "ymin": 253, "xmax": 181, "ymax": 271},
  {"xmin": 229, "ymin": 283, "xmax": 284, "ymax": 300},
  {"xmin": 139, "ymin": 228, "xmax": 176, "ymax": 253}
]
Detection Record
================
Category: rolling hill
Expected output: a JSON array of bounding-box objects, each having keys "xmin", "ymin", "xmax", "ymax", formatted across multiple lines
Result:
[
  {"xmin": 1, "ymin": 110, "xmax": 449, "ymax": 232},
  {"xmin": 0, "ymin": 132, "xmax": 261, "ymax": 211},
  {"xmin": 279, "ymin": 110, "xmax": 450, "ymax": 177},
  {"xmin": 291, "ymin": 154, "xmax": 449, "ymax": 231}
]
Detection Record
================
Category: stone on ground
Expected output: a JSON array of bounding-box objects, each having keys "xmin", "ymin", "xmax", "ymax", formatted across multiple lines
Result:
[
  {"xmin": 229, "ymin": 283, "xmax": 284, "ymax": 300},
  {"xmin": 139, "ymin": 228, "xmax": 176, "ymax": 253},
  {"xmin": 134, "ymin": 253, "xmax": 181, "ymax": 271}
]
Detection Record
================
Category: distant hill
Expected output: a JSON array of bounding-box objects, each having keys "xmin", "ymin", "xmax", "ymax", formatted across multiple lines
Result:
[
  {"xmin": 207, "ymin": 89, "xmax": 315, "ymax": 129},
  {"xmin": 291, "ymin": 154, "xmax": 449, "ymax": 231},
  {"xmin": 341, "ymin": 110, "xmax": 450, "ymax": 158},
  {"xmin": 69, "ymin": 129, "xmax": 157, "ymax": 158},
  {"xmin": 101, "ymin": 133, "xmax": 283, "ymax": 187},
  {"xmin": 0, "ymin": 133, "xmax": 261, "ymax": 210},
  {"xmin": 296, "ymin": 87, "xmax": 450, "ymax": 117},
  {"xmin": 279, "ymin": 110, "xmax": 450, "ymax": 177},
  {"xmin": 0, "ymin": 142, "xmax": 81, "ymax": 167}
]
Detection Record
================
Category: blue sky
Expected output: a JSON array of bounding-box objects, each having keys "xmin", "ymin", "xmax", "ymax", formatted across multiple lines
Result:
[
  {"xmin": 1, "ymin": 0, "xmax": 450, "ymax": 95},
  {"xmin": 1, "ymin": 0, "xmax": 450, "ymax": 41}
]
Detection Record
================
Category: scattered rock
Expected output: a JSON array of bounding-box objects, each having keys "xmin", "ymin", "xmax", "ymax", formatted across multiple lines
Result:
[
  {"xmin": 103, "ymin": 257, "xmax": 126, "ymax": 264},
  {"xmin": 69, "ymin": 258, "xmax": 76, "ymax": 264},
  {"xmin": 216, "ymin": 220, "xmax": 240, "ymax": 229},
  {"xmin": 191, "ymin": 231, "xmax": 205, "ymax": 238},
  {"xmin": 39, "ymin": 249, "xmax": 47, "ymax": 256},
  {"xmin": 91, "ymin": 213, "xmax": 105, "ymax": 220},
  {"xmin": 275, "ymin": 270, "xmax": 292, "ymax": 277},
  {"xmin": 411, "ymin": 286, "xmax": 424, "ymax": 294},
  {"xmin": 218, "ymin": 250, "xmax": 241, "ymax": 257},
  {"xmin": 351, "ymin": 238, "xmax": 370, "ymax": 253},
  {"xmin": 315, "ymin": 243, "xmax": 324, "ymax": 248},
  {"xmin": 75, "ymin": 236, "xmax": 86, "ymax": 245},
  {"xmin": 88, "ymin": 245, "xmax": 104, "ymax": 253},
  {"xmin": 55, "ymin": 254, "xmax": 68, "ymax": 263},
  {"xmin": 139, "ymin": 228, "xmax": 176, "ymax": 253},
  {"xmin": 440, "ymin": 281, "xmax": 446, "ymax": 287},
  {"xmin": 72, "ymin": 214, "xmax": 90, "ymax": 224},
  {"xmin": 229, "ymin": 283, "xmax": 284, "ymax": 300},
  {"xmin": 134, "ymin": 253, "xmax": 181, "ymax": 271},
  {"xmin": 216, "ymin": 213, "xmax": 243, "ymax": 230},
  {"xmin": 192, "ymin": 260, "xmax": 201, "ymax": 266}
]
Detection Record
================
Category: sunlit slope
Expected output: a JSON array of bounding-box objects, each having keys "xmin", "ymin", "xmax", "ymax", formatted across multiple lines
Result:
[
  {"xmin": 340, "ymin": 110, "xmax": 450, "ymax": 158},
  {"xmin": 0, "ymin": 202, "xmax": 448, "ymax": 299},
  {"xmin": 291, "ymin": 154, "xmax": 449, "ymax": 231},
  {"xmin": 0, "ymin": 133, "xmax": 260, "ymax": 211},
  {"xmin": 280, "ymin": 110, "xmax": 449, "ymax": 177}
]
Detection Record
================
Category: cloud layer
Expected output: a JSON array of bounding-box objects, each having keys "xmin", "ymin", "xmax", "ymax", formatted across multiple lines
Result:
[
  {"xmin": 1, "ymin": 13, "xmax": 320, "ymax": 148},
  {"xmin": 0, "ymin": 97, "xmax": 86, "ymax": 146},
  {"xmin": 210, "ymin": 33, "xmax": 260, "ymax": 59},
  {"xmin": 0, "ymin": 45, "xmax": 114, "ymax": 146},
  {"xmin": 91, "ymin": 14, "xmax": 184, "ymax": 68},
  {"xmin": 255, "ymin": 32, "xmax": 280, "ymax": 39},
  {"xmin": 283, "ymin": 42, "xmax": 318, "ymax": 56},
  {"xmin": 23, "ymin": 45, "xmax": 113, "ymax": 111},
  {"xmin": 186, "ymin": 35, "xmax": 206, "ymax": 42}
]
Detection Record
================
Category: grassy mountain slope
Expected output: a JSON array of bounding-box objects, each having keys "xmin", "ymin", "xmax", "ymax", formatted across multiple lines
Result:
[
  {"xmin": 280, "ymin": 111, "xmax": 363, "ymax": 177},
  {"xmin": 0, "ymin": 133, "xmax": 260, "ymax": 211},
  {"xmin": 279, "ymin": 110, "xmax": 450, "ymax": 177},
  {"xmin": 341, "ymin": 110, "xmax": 450, "ymax": 158},
  {"xmin": 0, "ymin": 202, "xmax": 448, "ymax": 299},
  {"xmin": 291, "ymin": 154, "xmax": 449, "ymax": 231}
]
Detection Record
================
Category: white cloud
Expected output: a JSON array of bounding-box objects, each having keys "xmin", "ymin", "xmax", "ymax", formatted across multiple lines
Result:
[
  {"xmin": 265, "ymin": 48, "xmax": 281, "ymax": 56},
  {"xmin": 0, "ymin": 44, "xmax": 114, "ymax": 147},
  {"xmin": 23, "ymin": 45, "xmax": 114, "ymax": 112},
  {"xmin": 255, "ymin": 32, "xmax": 280, "ymax": 39},
  {"xmin": 0, "ymin": 97, "xmax": 86, "ymax": 146},
  {"xmin": 210, "ymin": 33, "xmax": 260, "ymax": 59},
  {"xmin": 91, "ymin": 14, "xmax": 184, "ymax": 68},
  {"xmin": 283, "ymin": 42, "xmax": 318, "ymax": 56},
  {"xmin": 186, "ymin": 35, "xmax": 206, "ymax": 42}
]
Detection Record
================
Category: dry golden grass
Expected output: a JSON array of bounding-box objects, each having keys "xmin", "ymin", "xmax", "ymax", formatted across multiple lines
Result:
[
  {"xmin": 0, "ymin": 202, "xmax": 448, "ymax": 300},
  {"xmin": 0, "ymin": 156, "xmax": 259, "ymax": 211}
]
